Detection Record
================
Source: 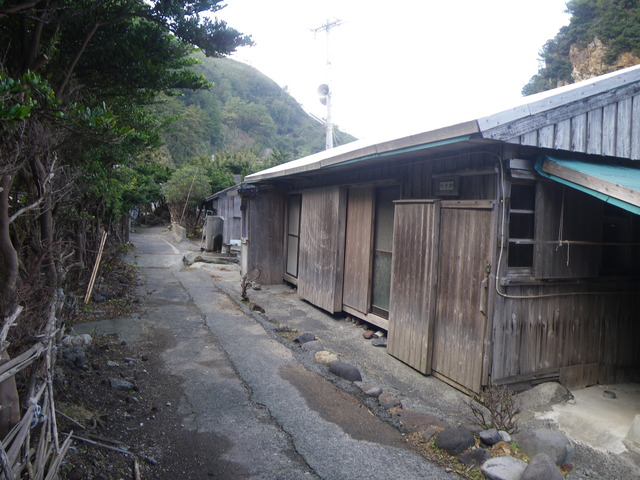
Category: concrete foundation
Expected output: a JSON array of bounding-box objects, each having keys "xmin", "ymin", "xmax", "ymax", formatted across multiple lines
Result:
[{"xmin": 537, "ymin": 383, "xmax": 640, "ymax": 454}]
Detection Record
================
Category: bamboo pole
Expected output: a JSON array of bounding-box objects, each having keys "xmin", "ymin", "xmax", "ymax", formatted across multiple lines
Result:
[
  {"xmin": 84, "ymin": 231, "xmax": 108, "ymax": 304},
  {"xmin": 0, "ymin": 307, "xmax": 22, "ymax": 350},
  {"xmin": 134, "ymin": 457, "xmax": 141, "ymax": 480},
  {"xmin": 0, "ymin": 442, "xmax": 16, "ymax": 480}
]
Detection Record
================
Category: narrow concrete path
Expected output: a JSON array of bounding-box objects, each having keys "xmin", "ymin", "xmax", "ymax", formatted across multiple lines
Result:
[{"xmin": 126, "ymin": 227, "xmax": 456, "ymax": 479}]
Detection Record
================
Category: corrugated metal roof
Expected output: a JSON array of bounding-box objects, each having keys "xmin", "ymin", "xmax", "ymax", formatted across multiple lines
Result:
[{"xmin": 245, "ymin": 64, "xmax": 640, "ymax": 183}]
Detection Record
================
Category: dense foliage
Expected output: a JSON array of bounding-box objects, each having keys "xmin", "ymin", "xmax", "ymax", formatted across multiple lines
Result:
[
  {"xmin": 160, "ymin": 55, "xmax": 357, "ymax": 168},
  {"xmin": 0, "ymin": 0, "xmax": 250, "ymax": 323},
  {"xmin": 523, "ymin": 0, "xmax": 640, "ymax": 95}
]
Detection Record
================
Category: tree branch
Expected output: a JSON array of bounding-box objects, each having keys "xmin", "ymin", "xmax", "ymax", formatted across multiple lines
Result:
[
  {"xmin": 0, "ymin": 0, "xmax": 42, "ymax": 17},
  {"xmin": 57, "ymin": 22, "xmax": 101, "ymax": 98},
  {"xmin": 8, "ymin": 196, "xmax": 45, "ymax": 224}
]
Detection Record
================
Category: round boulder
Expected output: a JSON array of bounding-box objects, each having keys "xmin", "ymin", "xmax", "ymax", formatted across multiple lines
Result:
[
  {"xmin": 481, "ymin": 456, "xmax": 527, "ymax": 480},
  {"xmin": 479, "ymin": 428, "xmax": 502, "ymax": 446},
  {"xmin": 515, "ymin": 429, "xmax": 575, "ymax": 465},
  {"xmin": 434, "ymin": 427, "xmax": 475, "ymax": 456},
  {"xmin": 294, "ymin": 332, "xmax": 316, "ymax": 344},
  {"xmin": 521, "ymin": 453, "xmax": 563, "ymax": 480},
  {"xmin": 329, "ymin": 361, "xmax": 362, "ymax": 382}
]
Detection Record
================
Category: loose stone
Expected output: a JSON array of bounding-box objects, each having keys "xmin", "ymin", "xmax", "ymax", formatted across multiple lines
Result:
[
  {"xmin": 354, "ymin": 381, "xmax": 383, "ymax": 397},
  {"xmin": 434, "ymin": 427, "xmax": 475, "ymax": 456},
  {"xmin": 294, "ymin": 332, "xmax": 316, "ymax": 344},
  {"xmin": 109, "ymin": 378, "xmax": 136, "ymax": 391},
  {"xmin": 479, "ymin": 428, "xmax": 502, "ymax": 446},
  {"xmin": 521, "ymin": 453, "xmax": 564, "ymax": 480},
  {"xmin": 515, "ymin": 429, "xmax": 575, "ymax": 465},
  {"xmin": 314, "ymin": 350, "xmax": 339, "ymax": 366},
  {"xmin": 329, "ymin": 361, "xmax": 362, "ymax": 382},
  {"xmin": 481, "ymin": 456, "xmax": 527, "ymax": 480},
  {"xmin": 362, "ymin": 330, "xmax": 375, "ymax": 339}
]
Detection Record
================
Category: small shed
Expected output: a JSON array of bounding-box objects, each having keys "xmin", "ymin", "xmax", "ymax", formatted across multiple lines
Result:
[
  {"xmin": 203, "ymin": 183, "xmax": 243, "ymax": 246},
  {"xmin": 241, "ymin": 65, "xmax": 640, "ymax": 394}
]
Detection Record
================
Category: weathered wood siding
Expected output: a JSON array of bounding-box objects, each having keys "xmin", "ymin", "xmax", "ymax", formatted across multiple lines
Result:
[
  {"xmin": 431, "ymin": 202, "xmax": 494, "ymax": 393},
  {"xmin": 343, "ymin": 186, "xmax": 374, "ymax": 314},
  {"xmin": 388, "ymin": 200, "xmax": 440, "ymax": 374},
  {"xmin": 247, "ymin": 192, "xmax": 285, "ymax": 285},
  {"xmin": 483, "ymin": 88, "xmax": 640, "ymax": 160},
  {"xmin": 217, "ymin": 193, "xmax": 242, "ymax": 244},
  {"xmin": 534, "ymin": 182, "xmax": 603, "ymax": 279},
  {"xmin": 298, "ymin": 187, "xmax": 347, "ymax": 313},
  {"xmin": 491, "ymin": 286, "xmax": 640, "ymax": 389}
]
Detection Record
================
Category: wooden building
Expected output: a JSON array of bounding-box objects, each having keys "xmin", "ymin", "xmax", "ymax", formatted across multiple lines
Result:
[
  {"xmin": 203, "ymin": 184, "xmax": 242, "ymax": 246},
  {"xmin": 241, "ymin": 65, "xmax": 640, "ymax": 394}
]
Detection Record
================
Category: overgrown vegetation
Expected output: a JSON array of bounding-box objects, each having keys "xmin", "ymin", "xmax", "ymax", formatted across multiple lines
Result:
[
  {"xmin": 161, "ymin": 55, "xmax": 357, "ymax": 168},
  {"xmin": 0, "ymin": 1, "xmax": 251, "ymax": 475},
  {"xmin": 523, "ymin": 0, "xmax": 640, "ymax": 95},
  {"xmin": 465, "ymin": 385, "xmax": 521, "ymax": 434}
]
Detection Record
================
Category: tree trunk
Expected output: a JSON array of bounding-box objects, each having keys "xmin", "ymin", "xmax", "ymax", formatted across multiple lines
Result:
[
  {"xmin": 0, "ymin": 350, "xmax": 20, "ymax": 439},
  {"xmin": 0, "ymin": 174, "xmax": 19, "ymax": 318}
]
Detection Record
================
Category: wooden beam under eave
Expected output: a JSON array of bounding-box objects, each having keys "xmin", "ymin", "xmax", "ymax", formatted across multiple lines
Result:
[{"xmin": 542, "ymin": 159, "xmax": 640, "ymax": 208}]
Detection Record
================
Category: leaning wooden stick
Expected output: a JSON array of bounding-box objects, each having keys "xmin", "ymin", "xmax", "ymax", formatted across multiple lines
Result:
[
  {"xmin": 84, "ymin": 231, "xmax": 108, "ymax": 304},
  {"xmin": 134, "ymin": 457, "xmax": 141, "ymax": 480}
]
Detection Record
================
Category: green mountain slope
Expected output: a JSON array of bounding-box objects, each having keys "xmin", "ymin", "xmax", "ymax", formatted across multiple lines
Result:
[
  {"xmin": 160, "ymin": 54, "xmax": 356, "ymax": 167},
  {"xmin": 523, "ymin": 0, "xmax": 640, "ymax": 95}
]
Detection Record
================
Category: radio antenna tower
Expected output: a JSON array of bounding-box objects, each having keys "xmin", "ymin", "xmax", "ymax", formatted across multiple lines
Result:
[{"xmin": 312, "ymin": 18, "xmax": 343, "ymax": 149}]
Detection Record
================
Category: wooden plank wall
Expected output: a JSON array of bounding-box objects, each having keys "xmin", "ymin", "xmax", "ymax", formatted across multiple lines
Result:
[
  {"xmin": 488, "ymin": 91, "xmax": 640, "ymax": 160},
  {"xmin": 247, "ymin": 192, "xmax": 285, "ymax": 285},
  {"xmin": 298, "ymin": 187, "xmax": 347, "ymax": 313},
  {"xmin": 218, "ymin": 194, "xmax": 242, "ymax": 244},
  {"xmin": 343, "ymin": 187, "xmax": 374, "ymax": 314},
  {"xmin": 387, "ymin": 200, "xmax": 440, "ymax": 374},
  {"xmin": 431, "ymin": 204, "xmax": 493, "ymax": 393},
  {"xmin": 405, "ymin": 152, "xmax": 498, "ymax": 200},
  {"xmin": 491, "ymin": 285, "xmax": 640, "ymax": 388}
]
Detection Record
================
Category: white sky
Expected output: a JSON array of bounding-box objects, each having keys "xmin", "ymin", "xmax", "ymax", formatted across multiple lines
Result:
[{"xmin": 216, "ymin": 0, "xmax": 571, "ymax": 142}]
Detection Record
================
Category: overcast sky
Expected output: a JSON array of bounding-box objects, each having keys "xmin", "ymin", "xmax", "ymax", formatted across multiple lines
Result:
[{"xmin": 216, "ymin": 0, "xmax": 571, "ymax": 142}]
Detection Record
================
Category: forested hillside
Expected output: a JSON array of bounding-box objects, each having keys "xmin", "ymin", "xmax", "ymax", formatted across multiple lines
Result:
[
  {"xmin": 159, "ymin": 54, "xmax": 356, "ymax": 167},
  {"xmin": 523, "ymin": 0, "xmax": 640, "ymax": 95}
]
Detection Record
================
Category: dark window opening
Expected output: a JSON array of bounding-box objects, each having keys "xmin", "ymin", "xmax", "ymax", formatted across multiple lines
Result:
[
  {"xmin": 507, "ymin": 183, "xmax": 536, "ymax": 268},
  {"xmin": 600, "ymin": 204, "xmax": 640, "ymax": 276}
]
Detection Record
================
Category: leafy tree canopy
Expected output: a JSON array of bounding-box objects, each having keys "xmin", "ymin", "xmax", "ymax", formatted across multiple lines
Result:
[{"xmin": 0, "ymin": 0, "xmax": 251, "ymax": 316}]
